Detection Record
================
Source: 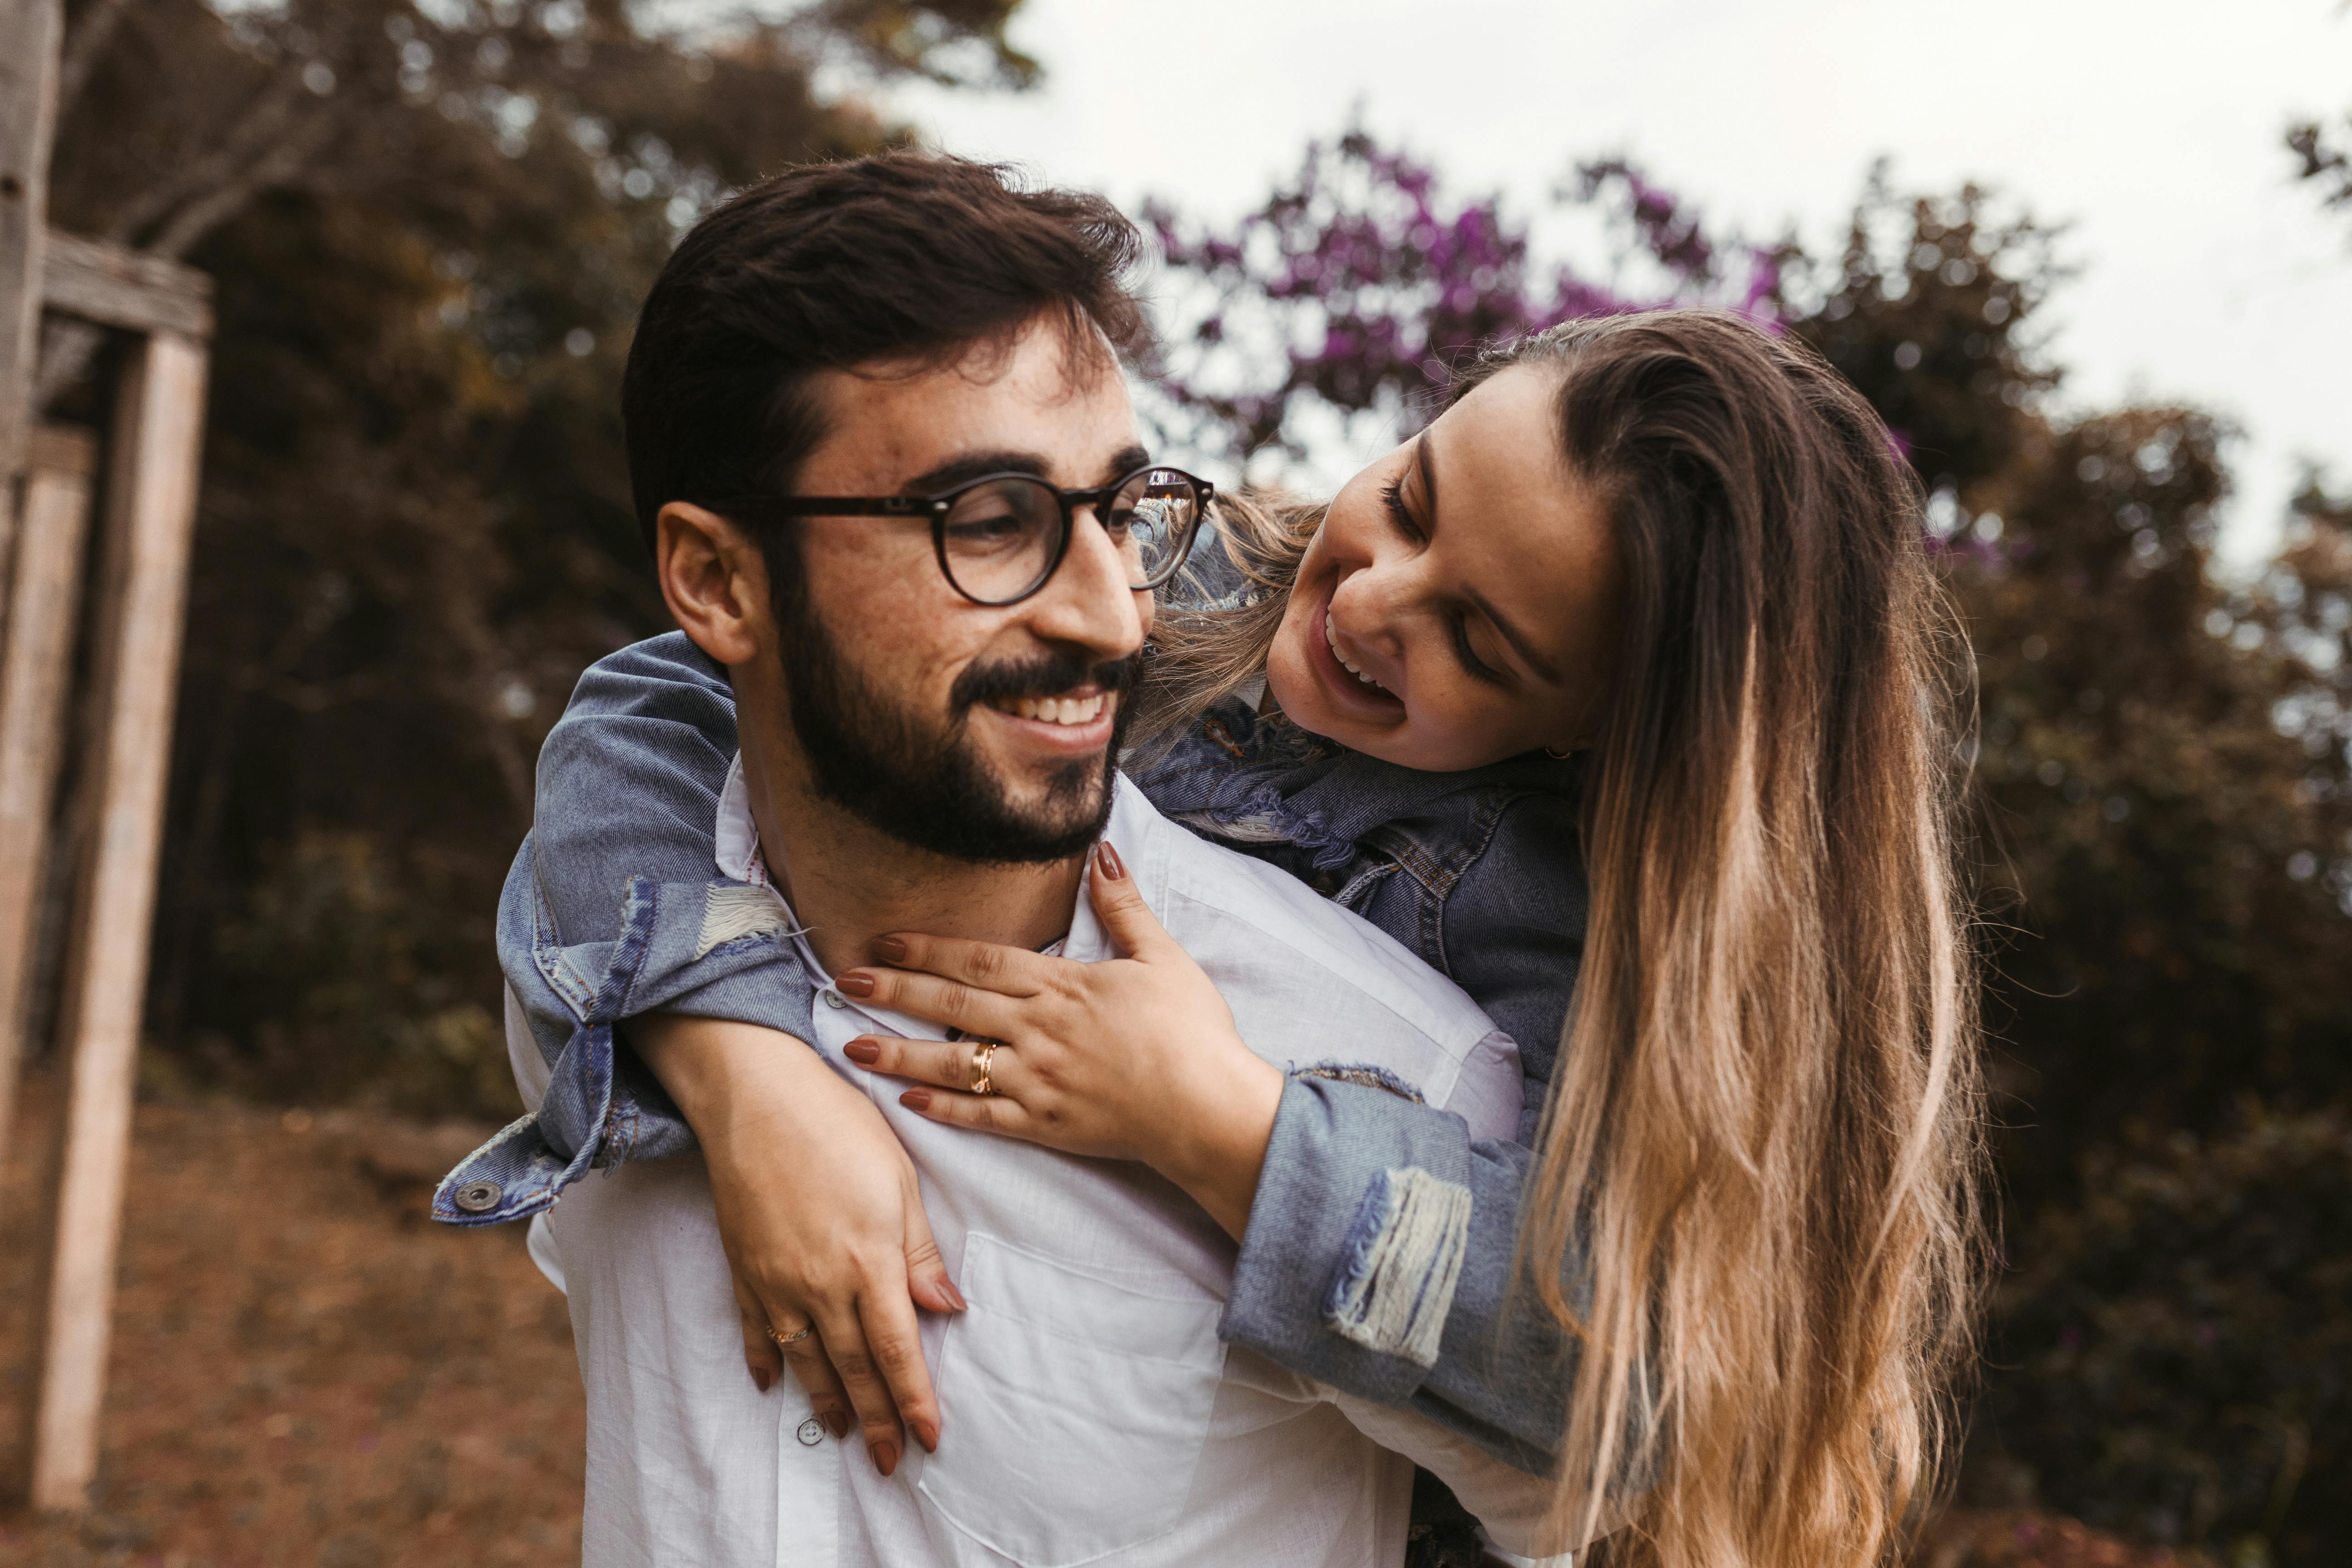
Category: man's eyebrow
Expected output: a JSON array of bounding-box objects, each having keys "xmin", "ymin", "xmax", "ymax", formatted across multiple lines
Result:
[
  {"xmin": 1103, "ymin": 444, "xmax": 1151, "ymax": 485},
  {"xmin": 1424, "ymin": 434, "xmax": 1564, "ymax": 685},
  {"xmin": 899, "ymin": 450, "xmax": 1051, "ymax": 495},
  {"xmin": 896, "ymin": 444, "xmax": 1153, "ymax": 497}
]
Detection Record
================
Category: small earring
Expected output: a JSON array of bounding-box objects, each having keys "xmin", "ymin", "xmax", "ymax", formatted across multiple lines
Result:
[{"xmin": 1544, "ymin": 745, "xmax": 1575, "ymax": 760}]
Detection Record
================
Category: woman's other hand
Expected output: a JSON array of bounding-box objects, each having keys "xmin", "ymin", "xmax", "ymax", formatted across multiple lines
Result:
[
  {"xmin": 626, "ymin": 1015, "xmax": 964, "ymax": 1478},
  {"xmin": 835, "ymin": 842, "xmax": 1287, "ymax": 1239}
]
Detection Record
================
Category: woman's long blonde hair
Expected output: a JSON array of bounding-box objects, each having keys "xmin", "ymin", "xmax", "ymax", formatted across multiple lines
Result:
[{"xmin": 1142, "ymin": 311, "xmax": 1987, "ymax": 1568}]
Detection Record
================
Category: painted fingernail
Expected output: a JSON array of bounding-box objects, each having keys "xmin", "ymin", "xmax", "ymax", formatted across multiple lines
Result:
[
  {"xmin": 873, "ymin": 935, "xmax": 907, "ymax": 963},
  {"xmin": 843, "ymin": 1039, "xmax": 881, "ymax": 1065},
  {"xmin": 872, "ymin": 1440, "xmax": 900, "ymax": 1477},
  {"xmin": 945, "ymin": 1280, "xmax": 969, "ymax": 1312},
  {"xmin": 752, "ymin": 1366, "xmax": 772, "ymax": 1393},
  {"xmin": 915, "ymin": 1420, "xmax": 939, "ymax": 1454},
  {"xmin": 824, "ymin": 1409, "xmax": 851, "ymax": 1440},
  {"xmin": 1096, "ymin": 842, "xmax": 1127, "ymax": 881},
  {"xmin": 900, "ymin": 1089, "xmax": 932, "ymax": 1112},
  {"xmin": 837, "ymin": 971, "xmax": 876, "ymax": 998}
]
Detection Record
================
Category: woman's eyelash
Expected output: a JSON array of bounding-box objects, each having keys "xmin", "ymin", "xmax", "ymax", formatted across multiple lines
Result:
[
  {"xmin": 1379, "ymin": 479, "xmax": 1422, "ymax": 540},
  {"xmin": 1381, "ymin": 478, "xmax": 1501, "ymax": 683},
  {"xmin": 1451, "ymin": 616, "xmax": 1504, "ymax": 685}
]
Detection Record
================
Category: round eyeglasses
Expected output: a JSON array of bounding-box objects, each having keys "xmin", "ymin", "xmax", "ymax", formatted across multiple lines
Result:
[{"xmin": 716, "ymin": 464, "xmax": 1214, "ymax": 607}]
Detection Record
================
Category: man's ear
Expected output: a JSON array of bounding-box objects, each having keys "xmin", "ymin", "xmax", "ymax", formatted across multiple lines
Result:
[{"xmin": 656, "ymin": 502, "xmax": 769, "ymax": 668}]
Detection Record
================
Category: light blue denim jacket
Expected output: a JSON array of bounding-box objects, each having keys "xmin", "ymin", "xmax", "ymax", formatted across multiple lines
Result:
[{"xmin": 439, "ymin": 629, "xmax": 1589, "ymax": 1474}]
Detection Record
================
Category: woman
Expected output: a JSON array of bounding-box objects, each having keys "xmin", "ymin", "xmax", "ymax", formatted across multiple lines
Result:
[{"xmin": 543, "ymin": 310, "xmax": 1985, "ymax": 1568}]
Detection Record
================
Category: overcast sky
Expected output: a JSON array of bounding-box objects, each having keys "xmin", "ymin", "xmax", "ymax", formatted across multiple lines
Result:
[{"xmin": 874, "ymin": 0, "xmax": 2352, "ymax": 567}]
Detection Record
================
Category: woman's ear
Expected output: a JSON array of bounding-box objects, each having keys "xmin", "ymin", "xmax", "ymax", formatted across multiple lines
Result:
[{"xmin": 656, "ymin": 502, "xmax": 769, "ymax": 668}]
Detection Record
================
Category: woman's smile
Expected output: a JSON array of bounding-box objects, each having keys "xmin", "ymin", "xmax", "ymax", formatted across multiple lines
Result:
[{"xmin": 1305, "ymin": 585, "xmax": 1406, "ymax": 720}]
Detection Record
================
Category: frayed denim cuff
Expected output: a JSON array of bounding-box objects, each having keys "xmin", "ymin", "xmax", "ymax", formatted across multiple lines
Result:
[
  {"xmin": 435, "ymin": 840, "xmax": 818, "ymax": 1227},
  {"xmin": 1223, "ymin": 1075, "xmax": 1476, "ymax": 1402}
]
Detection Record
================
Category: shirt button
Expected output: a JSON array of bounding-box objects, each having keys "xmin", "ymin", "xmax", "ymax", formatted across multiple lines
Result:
[
  {"xmin": 821, "ymin": 989, "xmax": 847, "ymax": 1009},
  {"xmin": 796, "ymin": 1417, "xmax": 826, "ymax": 1446},
  {"xmin": 452, "ymin": 1180, "xmax": 502, "ymax": 1214}
]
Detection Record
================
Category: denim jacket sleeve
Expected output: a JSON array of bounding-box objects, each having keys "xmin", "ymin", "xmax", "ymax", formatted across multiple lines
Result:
[
  {"xmin": 434, "ymin": 633, "xmax": 815, "ymax": 1227},
  {"xmin": 1222, "ymin": 792, "xmax": 1590, "ymax": 1472}
]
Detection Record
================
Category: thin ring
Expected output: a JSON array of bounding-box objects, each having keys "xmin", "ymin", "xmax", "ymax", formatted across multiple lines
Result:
[
  {"xmin": 968, "ymin": 1040, "xmax": 998, "ymax": 1096},
  {"xmin": 766, "ymin": 1322, "xmax": 813, "ymax": 1347}
]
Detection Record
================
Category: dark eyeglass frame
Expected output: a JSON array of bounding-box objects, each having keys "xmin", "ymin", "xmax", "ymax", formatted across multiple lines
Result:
[{"xmin": 714, "ymin": 463, "xmax": 1216, "ymax": 607}]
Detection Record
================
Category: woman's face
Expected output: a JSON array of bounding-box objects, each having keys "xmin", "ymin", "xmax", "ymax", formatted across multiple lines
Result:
[{"xmin": 1265, "ymin": 365, "xmax": 1624, "ymax": 773}]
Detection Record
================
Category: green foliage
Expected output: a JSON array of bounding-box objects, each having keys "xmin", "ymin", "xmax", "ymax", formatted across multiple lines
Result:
[
  {"xmin": 207, "ymin": 830, "xmax": 513, "ymax": 1119},
  {"xmin": 1980, "ymin": 1106, "xmax": 2352, "ymax": 1566}
]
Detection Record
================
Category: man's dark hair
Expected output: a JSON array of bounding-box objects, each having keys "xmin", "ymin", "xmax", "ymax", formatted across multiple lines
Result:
[{"xmin": 621, "ymin": 151, "xmax": 1151, "ymax": 553}]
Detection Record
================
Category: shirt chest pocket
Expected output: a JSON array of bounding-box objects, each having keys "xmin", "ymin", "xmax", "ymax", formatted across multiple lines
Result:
[{"xmin": 916, "ymin": 1231, "xmax": 1228, "ymax": 1567}]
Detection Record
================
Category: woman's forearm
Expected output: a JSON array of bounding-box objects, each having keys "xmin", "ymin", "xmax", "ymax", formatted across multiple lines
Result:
[
  {"xmin": 629, "ymin": 1012, "xmax": 838, "ymax": 1149},
  {"xmin": 1152, "ymin": 1050, "xmax": 1287, "ymax": 1241}
]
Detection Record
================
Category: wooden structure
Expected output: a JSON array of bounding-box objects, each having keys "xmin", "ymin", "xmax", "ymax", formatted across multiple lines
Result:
[{"xmin": 1, "ymin": 0, "xmax": 214, "ymax": 1514}]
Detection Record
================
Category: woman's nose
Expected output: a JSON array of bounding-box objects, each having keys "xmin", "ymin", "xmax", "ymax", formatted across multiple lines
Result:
[{"xmin": 1335, "ymin": 561, "xmax": 1414, "ymax": 658}]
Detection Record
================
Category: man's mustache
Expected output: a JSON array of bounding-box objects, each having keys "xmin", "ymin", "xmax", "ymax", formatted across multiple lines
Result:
[{"xmin": 950, "ymin": 649, "xmax": 1141, "ymax": 715}]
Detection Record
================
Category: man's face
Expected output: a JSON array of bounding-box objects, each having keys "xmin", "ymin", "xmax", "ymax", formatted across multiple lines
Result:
[{"xmin": 764, "ymin": 315, "xmax": 1152, "ymax": 863}]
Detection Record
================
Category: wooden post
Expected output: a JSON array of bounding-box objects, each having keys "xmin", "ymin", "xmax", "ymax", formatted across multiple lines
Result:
[
  {"xmin": 0, "ymin": 0, "xmax": 63, "ymax": 540},
  {"xmin": 0, "ymin": 239, "xmax": 208, "ymax": 1176},
  {"xmin": 0, "ymin": 424, "xmax": 96, "ymax": 1154},
  {"xmin": 28, "ymin": 330, "xmax": 207, "ymax": 1513}
]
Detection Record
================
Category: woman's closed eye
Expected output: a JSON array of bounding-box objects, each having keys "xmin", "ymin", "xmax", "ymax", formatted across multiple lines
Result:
[
  {"xmin": 1450, "ymin": 614, "xmax": 1505, "ymax": 685},
  {"xmin": 1383, "ymin": 478, "xmax": 1509, "ymax": 686},
  {"xmin": 1379, "ymin": 478, "xmax": 1423, "ymax": 543}
]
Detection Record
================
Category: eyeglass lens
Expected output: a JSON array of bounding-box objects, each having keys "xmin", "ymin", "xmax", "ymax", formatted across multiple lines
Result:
[{"xmin": 937, "ymin": 470, "xmax": 1200, "ymax": 604}]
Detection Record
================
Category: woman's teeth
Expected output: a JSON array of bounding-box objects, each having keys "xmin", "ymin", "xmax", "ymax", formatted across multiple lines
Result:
[
  {"xmin": 992, "ymin": 693, "xmax": 1108, "ymax": 725},
  {"xmin": 1325, "ymin": 611, "xmax": 1390, "ymax": 693}
]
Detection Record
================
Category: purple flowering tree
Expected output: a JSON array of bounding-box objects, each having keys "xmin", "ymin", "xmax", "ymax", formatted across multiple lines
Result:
[{"xmin": 1141, "ymin": 130, "xmax": 1786, "ymax": 473}]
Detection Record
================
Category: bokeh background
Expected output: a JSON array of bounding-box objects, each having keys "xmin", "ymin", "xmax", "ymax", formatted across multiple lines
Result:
[{"xmin": 5, "ymin": 0, "xmax": 2350, "ymax": 1563}]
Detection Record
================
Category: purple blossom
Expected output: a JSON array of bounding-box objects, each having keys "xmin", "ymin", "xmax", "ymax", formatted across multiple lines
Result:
[{"xmin": 1150, "ymin": 129, "xmax": 1767, "ymax": 464}]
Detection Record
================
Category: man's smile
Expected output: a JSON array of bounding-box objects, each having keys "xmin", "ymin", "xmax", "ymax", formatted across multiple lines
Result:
[
  {"xmin": 977, "ymin": 685, "xmax": 1118, "ymax": 754},
  {"xmin": 988, "ymin": 690, "xmax": 1109, "ymax": 726}
]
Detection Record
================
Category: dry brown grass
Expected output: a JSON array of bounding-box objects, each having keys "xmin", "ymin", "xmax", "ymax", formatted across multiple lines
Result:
[{"xmin": 1, "ymin": 1075, "xmax": 583, "ymax": 1567}]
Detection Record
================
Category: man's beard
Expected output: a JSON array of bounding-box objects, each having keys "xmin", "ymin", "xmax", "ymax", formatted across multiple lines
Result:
[{"xmin": 775, "ymin": 593, "xmax": 1138, "ymax": 865}]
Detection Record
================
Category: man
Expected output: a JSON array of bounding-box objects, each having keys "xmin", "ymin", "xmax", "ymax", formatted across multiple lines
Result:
[{"xmin": 439, "ymin": 153, "xmax": 1563, "ymax": 1566}]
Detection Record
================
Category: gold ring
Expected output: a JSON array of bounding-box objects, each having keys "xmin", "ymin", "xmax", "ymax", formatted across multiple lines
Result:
[
  {"xmin": 968, "ymin": 1040, "xmax": 997, "ymax": 1096},
  {"xmin": 767, "ymin": 1322, "xmax": 813, "ymax": 1346}
]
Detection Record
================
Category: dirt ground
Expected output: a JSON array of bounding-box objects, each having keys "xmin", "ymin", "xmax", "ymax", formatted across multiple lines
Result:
[
  {"xmin": 1, "ymin": 1077, "xmax": 582, "ymax": 1567},
  {"xmin": 0, "ymin": 1075, "xmax": 2208, "ymax": 1568}
]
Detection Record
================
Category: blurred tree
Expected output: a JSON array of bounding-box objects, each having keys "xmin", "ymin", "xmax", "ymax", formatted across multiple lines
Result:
[
  {"xmin": 36, "ymin": 0, "xmax": 1031, "ymax": 1111},
  {"xmin": 2288, "ymin": 113, "xmax": 2350, "ymax": 226},
  {"xmin": 1149, "ymin": 135, "xmax": 2352, "ymax": 1565},
  {"xmin": 1979, "ymin": 1106, "xmax": 2350, "ymax": 1566}
]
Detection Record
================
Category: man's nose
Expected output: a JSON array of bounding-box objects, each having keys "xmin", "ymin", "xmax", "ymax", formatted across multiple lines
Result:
[{"xmin": 1021, "ymin": 505, "xmax": 1148, "ymax": 658}]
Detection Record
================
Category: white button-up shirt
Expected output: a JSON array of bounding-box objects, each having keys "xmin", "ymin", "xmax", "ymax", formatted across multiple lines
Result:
[{"xmin": 517, "ymin": 764, "xmax": 1566, "ymax": 1568}]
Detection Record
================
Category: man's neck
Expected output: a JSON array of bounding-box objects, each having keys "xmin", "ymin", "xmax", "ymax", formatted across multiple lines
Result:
[{"xmin": 737, "ymin": 731, "xmax": 1087, "ymax": 980}]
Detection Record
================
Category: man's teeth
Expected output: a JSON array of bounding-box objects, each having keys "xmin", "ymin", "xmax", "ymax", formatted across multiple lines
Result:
[
  {"xmin": 1325, "ymin": 612, "xmax": 1390, "ymax": 692},
  {"xmin": 992, "ymin": 693, "xmax": 1109, "ymax": 725}
]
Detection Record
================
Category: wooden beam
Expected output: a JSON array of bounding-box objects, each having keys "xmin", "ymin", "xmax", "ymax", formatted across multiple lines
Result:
[
  {"xmin": 0, "ymin": 424, "xmax": 95, "ymax": 1161},
  {"xmin": 29, "ymin": 332, "xmax": 207, "ymax": 1513},
  {"xmin": 0, "ymin": 0, "xmax": 64, "ymax": 561},
  {"xmin": 39, "ymin": 232, "xmax": 214, "ymax": 342}
]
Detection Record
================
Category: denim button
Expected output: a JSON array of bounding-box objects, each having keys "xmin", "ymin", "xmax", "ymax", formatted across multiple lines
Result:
[
  {"xmin": 821, "ymin": 990, "xmax": 846, "ymax": 1009},
  {"xmin": 796, "ymin": 1417, "xmax": 825, "ymax": 1446},
  {"xmin": 452, "ymin": 1180, "xmax": 503, "ymax": 1213}
]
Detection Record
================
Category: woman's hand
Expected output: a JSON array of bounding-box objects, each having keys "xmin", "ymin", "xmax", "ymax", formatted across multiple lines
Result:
[
  {"xmin": 626, "ymin": 1015, "xmax": 965, "ymax": 1478},
  {"xmin": 833, "ymin": 842, "xmax": 1287, "ymax": 1239}
]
